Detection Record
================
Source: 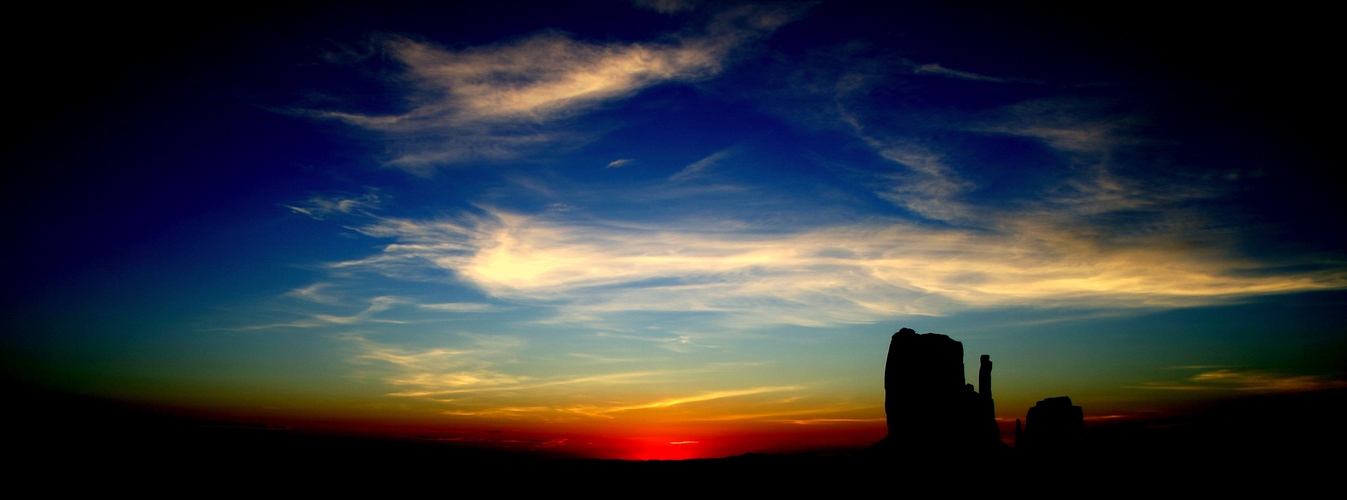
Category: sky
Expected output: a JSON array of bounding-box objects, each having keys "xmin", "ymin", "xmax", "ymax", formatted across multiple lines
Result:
[{"xmin": 5, "ymin": 1, "xmax": 1344, "ymax": 460}]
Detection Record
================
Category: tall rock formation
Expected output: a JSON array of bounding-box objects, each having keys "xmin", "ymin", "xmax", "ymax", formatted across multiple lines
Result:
[{"xmin": 877, "ymin": 328, "xmax": 1005, "ymax": 457}]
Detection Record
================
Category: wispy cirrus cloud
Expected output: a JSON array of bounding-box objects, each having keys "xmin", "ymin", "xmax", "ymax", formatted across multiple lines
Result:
[
  {"xmin": 234, "ymin": 287, "xmax": 498, "ymax": 331},
  {"xmin": 350, "ymin": 333, "xmax": 529, "ymax": 398},
  {"xmin": 698, "ymin": 403, "xmax": 883, "ymax": 423},
  {"xmin": 232, "ymin": 295, "xmax": 413, "ymax": 330},
  {"xmin": 913, "ymin": 63, "xmax": 1007, "ymax": 83},
  {"xmin": 669, "ymin": 149, "xmax": 733, "ymax": 181},
  {"xmin": 284, "ymin": 192, "xmax": 382, "ymax": 219},
  {"xmin": 595, "ymin": 331, "xmax": 706, "ymax": 353},
  {"xmin": 417, "ymin": 302, "xmax": 496, "ymax": 312},
  {"xmin": 348, "ymin": 333, "xmax": 807, "ymax": 421},
  {"xmin": 1132, "ymin": 368, "xmax": 1347, "ymax": 393},
  {"xmin": 389, "ymin": 370, "xmax": 671, "ymax": 398},
  {"xmin": 983, "ymin": 98, "xmax": 1135, "ymax": 155},
  {"xmin": 847, "ymin": 94, "xmax": 1237, "ymax": 274},
  {"xmin": 351, "ymin": 329, "xmax": 676, "ymax": 401},
  {"xmin": 564, "ymin": 386, "xmax": 800, "ymax": 418},
  {"xmin": 632, "ymin": 0, "xmax": 701, "ymax": 14},
  {"xmin": 322, "ymin": 206, "xmax": 1346, "ymax": 329},
  {"xmin": 801, "ymin": 49, "xmax": 1209, "ymax": 238},
  {"xmin": 284, "ymin": 283, "xmax": 342, "ymax": 305},
  {"xmin": 778, "ymin": 417, "xmax": 886, "ymax": 425},
  {"xmin": 873, "ymin": 146, "xmax": 974, "ymax": 222},
  {"xmin": 436, "ymin": 386, "xmax": 801, "ymax": 420},
  {"xmin": 310, "ymin": 4, "xmax": 805, "ymax": 173}
]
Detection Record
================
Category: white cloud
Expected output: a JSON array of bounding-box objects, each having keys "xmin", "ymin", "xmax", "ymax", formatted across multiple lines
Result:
[
  {"xmin": 982, "ymin": 99, "xmax": 1134, "ymax": 156},
  {"xmin": 669, "ymin": 149, "xmax": 732, "ymax": 181},
  {"xmin": 312, "ymin": 5, "xmax": 804, "ymax": 171},
  {"xmin": 284, "ymin": 192, "xmax": 381, "ymax": 219},
  {"xmin": 231, "ymin": 295, "xmax": 412, "ymax": 330},
  {"xmin": 350, "ymin": 333, "xmax": 528, "ymax": 397},
  {"xmin": 912, "ymin": 63, "xmax": 1043, "ymax": 85},
  {"xmin": 327, "ymin": 207, "xmax": 1347, "ymax": 328},
  {"xmin": 913, "ymin": 63, "xmax": 1006, "ymax": 83},
  {"xmin": 285, "ymin": 283, "xmax": 341, "ymax": 304},
  {"xmin": 874, "ymin": 147, "xmax": 974, "ymax": 222},
  {"xmin": 418, "ymin": 302, "xmax": 496, "ymax": 312},
  {"xmin": 381, "ymin": 32, "xmax": 722, "ymax": 125}
]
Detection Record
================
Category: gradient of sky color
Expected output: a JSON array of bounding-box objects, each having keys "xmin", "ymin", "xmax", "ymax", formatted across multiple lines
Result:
[{"xmin": 5, "ymin": 1, "xmax": 1344, "ymax": 459}]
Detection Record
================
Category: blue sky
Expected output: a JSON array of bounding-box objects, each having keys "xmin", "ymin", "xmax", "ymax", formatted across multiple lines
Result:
[{"xmin": 5, "ymin": 1, "xmax": 1344, "ymax": 457}]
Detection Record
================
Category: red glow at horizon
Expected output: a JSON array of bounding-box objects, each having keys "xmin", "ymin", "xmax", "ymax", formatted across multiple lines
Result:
[
  {"xmin": 584, "ymin": 423, "xmax": 887, "ymax": 460},
  {"xmin": 617, "ymin": 437, "xmax": 710, "ymax": 461},
  {"xmin": 152, "ymin": 404, "xmax": 891, "ymax": 460}
]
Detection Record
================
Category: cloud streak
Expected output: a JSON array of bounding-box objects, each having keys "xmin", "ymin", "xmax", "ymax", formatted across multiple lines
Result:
[
  {"xmin": 873, "ymin": 146, "xmax": 974, "ymax": 222},
  {"xmin": 565, "ymin": 386, "xmax": 800, "ymax": 417},
  {"xmin": 326, "ymin": 206, "xmax": 1346, "ymax": 329},
  {"xmin": 284, "ymin": 192, "xmax": 382, "ymax": 220},
  {"xmin": 669, "ymin": 149, "xmax": 732, "ymax": 181},
  {"xmin": 913, "ymin": 63, "xmax": 1007, "ymax": 83},
  {"xmin": 348, "ymin": 334, "xmax": 811, "ymax": 422},
  {"xmin": 1134, "ymin": 368, "xmax": 1347, "ymax": 393},
  {"xmin": 311, "ymin": 5, "xmax": 804, "ymax": 172}
]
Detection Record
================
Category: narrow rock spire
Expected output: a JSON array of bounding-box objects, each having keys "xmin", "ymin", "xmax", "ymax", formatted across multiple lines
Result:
[{"xmin": 979, "ymin": 354, "xmax": 992, "ymax": 400}]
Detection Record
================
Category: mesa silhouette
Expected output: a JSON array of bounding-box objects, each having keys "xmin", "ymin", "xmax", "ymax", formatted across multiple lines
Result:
[
  {"xmin": 869, "ymin": 327, "xmax": 1081, "ymax": 462},
  {"xmin": 864, "ymin": 327, "xmax": 1342, "ymax": 489}
]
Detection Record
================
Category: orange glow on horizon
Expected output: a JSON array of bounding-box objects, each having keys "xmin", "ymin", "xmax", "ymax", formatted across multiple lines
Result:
[{"xmin": 138, "ymin": 401, "xmax": 890, "ymax": 460}]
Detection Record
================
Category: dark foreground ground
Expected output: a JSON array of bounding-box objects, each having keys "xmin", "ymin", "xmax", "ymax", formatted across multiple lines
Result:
[{"xmin": 9, "ymin": 383, "xmax": 1343, "ymax": 493}]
